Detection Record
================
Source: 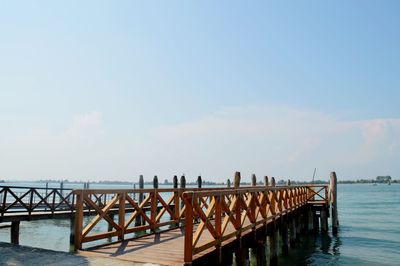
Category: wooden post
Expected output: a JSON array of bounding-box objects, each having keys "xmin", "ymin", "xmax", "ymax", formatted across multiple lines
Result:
[
  {"xmin": 215, "ymin": 195, "xmax": 222, "ymax": 260},
  {"xmin": 251, "ymin": 174, "xmax": 257, "ymax": 186},
  {"xmin": 173, "ymin": 175, "xmax": 178, "ymax": 189},
  {"xmin": 195, "ymin": 176, "xmax": 202, "ymax": 223},
  {"xmin": 233, "ymin": 172, "xmax": 241, "ymax": 238},
  {"xmin": 180, "ymin": 175, "xmax": 186, "ymax": 189},
  {"xmin": 307, "ymin": 207, "xmax": 314, "ymax": 231},
  {"xmin": 281, "ymin": 219, "xmax": 289, "ymax": 255},
  {"xmin": 11, "ymin": 221, "xmax": 20, "ymax": 245},
  {"xmin": 313, "ymin": 210, "xmax": 319, "ymax": 232},
  {"xmin": 108, "ymin": 214, "xmax": 114, "ymax": 232},
  {"xmin": 180, "ymin": 175, "xmax": 186, "ymax": 212},
  {"xmin": 151, "ymin": 177, "xmax": 158, "ymax": 233},
  {"xmin": 234, "ymin": 241, "xmax": 248, "ymax": 266},
  {"xmin": 269, "ymin": 225, "xmax": 278, "ymax": 265},
  {"xmin": 255, "ymin": 237, "xmax": 267, "ymax": 266},
  {"xmin": 289, "ymin": 216, "xmax": 296, "ymax": 247},
  {"xmin": 330, "ymin": 172, "xmax": 339, "ymax": 234},
  {"xmin": 269, "ymin": 177, "xmax": 278, "ymax": 265},
  {"xmin": 183, "ymin": 192, "xmax": 193, "ymax": 265},
  {"xmin": 197, "ymin": 176, "xmax": 202, "ymax": 188},
  {"xmin": 234, "ymin": 171, "xmax": 241, "ymax": 188},
  {"xmin": 296, "ymin": 214, "xmax": 301, "ymax": 239},
  {"xmin": 135, "ymin": 175, "xmax": 144, "ymax": 226},
  {"xmin": 271, "ymin": 177, "xmax": 276, "ymax": 187},
  {"xmin": 321, "ymin": 207, "xmax": 328, "ymax": 233},
  {"xmin": 264, "ymin": 176, "xmax": 269, "ymax": 186},
  {"xmin": 60, "ymin": 181, "xmax": 64, "ymax": 197},
  {"xmin": 118, "ymin": 193, "xmax": 126, "ymax": 240},
  {"xmin": 74, "ymin": 190, "xmax": 84, "ymax": 251},
  {"xmin": 153, "ymin": 175, "xmax": 159, "ymax": 189},
  {"xmin": 173, "ymin": 175, "xmax": 179, "ymax": 224}
]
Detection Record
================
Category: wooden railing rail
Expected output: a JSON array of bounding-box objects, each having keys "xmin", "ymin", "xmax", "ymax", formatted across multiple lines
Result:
[
  {"xmin": 183, "ymin": 185, "xmax": 328, "ymax": 264},
  {"xmin": 71, "ymin": 187, "xmax": 248, "ymax": 250},
  {"xmin": 0, "ymin": 186, "xmax": 74, "ymax": 217},
  {"xmin": 69, "ymin": 185, "xmax": 328, "ymax": 251}
]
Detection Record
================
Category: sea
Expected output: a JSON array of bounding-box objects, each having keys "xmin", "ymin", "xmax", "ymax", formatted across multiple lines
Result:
[{"xmin": 0, "ymin": 182, "xmax": 399, "ymax": 265}]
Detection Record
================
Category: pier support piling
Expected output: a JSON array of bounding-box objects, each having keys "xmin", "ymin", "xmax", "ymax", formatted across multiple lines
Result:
[
  {"xmin": 269, "ymin": 224, "xmax": 278, "ymax": 265},
  {"xmin": 289, "ymin": 217, "xmax": 296, "ymax": 247},
  {"xmin": 330, "ymin": 172, "xmax": 339, "ymax": 234},
  {"xmin": 321, "ymin": 207, "xmax": 328, "ymax": 233},
  {"xmin": 11, "ymin": 221, "xmax": 20, "ymax": 245},
  {"xmin": 313, "ymin": 211, "xmax": 319, "ymax": 232},
  {"xmin": 281, "ymin": 220, "xmax": 289, "ymax": 256},
  {"xmin": 308, "ymin": 208, "xmax": 314, "ymax": 231},
  {"xmin": 135, "ymin": 175, "xmax": 144, "ymax": 226}
]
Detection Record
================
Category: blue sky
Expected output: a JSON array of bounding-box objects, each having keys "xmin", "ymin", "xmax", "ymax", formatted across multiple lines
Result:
[{"xmin": 1, "ymin": 1, "xmax": 399, "ymax": 181}]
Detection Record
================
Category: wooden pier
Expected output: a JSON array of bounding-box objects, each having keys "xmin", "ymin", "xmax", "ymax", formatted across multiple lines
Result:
[
  {"xmin": 70, "ymin": 172, "xmax": 339, "ymax": 265},
  {"xmin": 1, "ymin": 172, "xmax": 339, "ymax": 265}
]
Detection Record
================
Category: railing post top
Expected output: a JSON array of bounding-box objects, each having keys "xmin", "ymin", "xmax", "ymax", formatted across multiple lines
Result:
[
  {"xmin": 264, "ymin": 176, "xmax": 269, "ymax": 186},
  {"xmin": 270, "ymin": 177, "xmax": 276, "ymax": 187},
  {"xmin": 330, "ymin": 172, "xmax": 337, "ymax": 180},
  {"xmin": 197, "ymin": 176, "xmax": 202, "ymax": 188},
  {"xmin": 153, "ymin": 175, "xmax": 159, "ymax": 189},
  {"xmin": 180, "ymin": 175, "xmax": 186, "ymax": 188},
  {"xmin": 182, "ymin": 191, "xmax": 194, "ymax": 199},
  {"xmin": 234, "ymin": 171, "xmax": 241, "ymax": 188},
  {"xmin": 251, "ymin": 174, "xmax": 257, "ymax": 186}
]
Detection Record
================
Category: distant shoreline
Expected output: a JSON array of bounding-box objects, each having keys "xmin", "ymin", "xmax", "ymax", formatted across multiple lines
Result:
[{"xmin": 1, "ymin": 179, "xmax": 398, "ymax": 185}]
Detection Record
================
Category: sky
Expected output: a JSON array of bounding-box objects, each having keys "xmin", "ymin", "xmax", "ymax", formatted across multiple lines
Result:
[{"xmin": 1, "ymin": 1, "xmax": 400, "ymax": 182}]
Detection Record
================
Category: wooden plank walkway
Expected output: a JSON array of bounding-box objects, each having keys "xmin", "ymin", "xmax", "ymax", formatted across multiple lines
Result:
[
  {"xmin": 80, "ymin": 228, "xmax": 187, "ymax": 266},
  {"xmin": 79, "ymin": 222, "xmax": 243, "ymax": 266}
]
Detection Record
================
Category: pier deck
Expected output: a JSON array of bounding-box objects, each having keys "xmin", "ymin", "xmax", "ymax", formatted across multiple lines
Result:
[{"xmin": 1, "ymin": 172, "xmax": 339, "ymax": 265}]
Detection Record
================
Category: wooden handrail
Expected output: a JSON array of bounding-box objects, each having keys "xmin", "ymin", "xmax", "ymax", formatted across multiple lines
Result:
[
  {"xmin": 67, "ymin": 185, "xmax": 328, "ymax": 252},
  {"xmin": 0, "ymin": 186, "xmax": 74, "ymax": 216},
  {"xmin": 182, "ymin": 185, "xmax": 328, "ymax": 264}
]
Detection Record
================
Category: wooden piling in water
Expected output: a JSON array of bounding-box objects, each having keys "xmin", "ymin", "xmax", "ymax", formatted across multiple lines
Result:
[
  {"xmin": 313, "ymin": 211, "xmax": 319, "ymax": 232},
  {"xmin": 289, "ymin": 215, "xmax": 296, "ymax": 247},
  {"xmin": 234, "ymin": 172, "xmax": 241, "ymax": 188},
  {"xmin": 135, "ymin": 175, "xmax": 144, "ymax": 226},
  {"xmin": 307, "ymin": 207, "xmax": 314, "ymax": 231},
  {"xmin": 320, "ymin": 207, "xmax": 328, "ymax": 233},
  {"xmin": 296, "ymin": 214, "xmax": 301, "ymax": 240},
  {"xmin": 330, "ymin": 172, "xmax": 339, "ymax": 234},
  {"xmin": 264, "ymin": 176, "xmax": 269, "ymax": 186},
  {"xmin": 269, "ymin": 177, "xmax": 278, "ymax": 265},
  {"xmin": 251, "ymin": 174, "xmax": 257, "ymax": 186},
  {"xmin": 11, "ymin": 221, "xmax": 20, "ymax": 245},
  {"xmin": 153, "ymin": 175, "xmax": 159, "ymax": 189},
  {"xmin": 173, "ymin": 175, "xmax": 179, "ymax": 226},
  {"xmin": 180, "ymin": 175, "xmax": 186, "ymax": 212},
  {"xmin": 281, "ymin": 219, "xmax": 289, "ymax": 255},
  {"xmin": 197, "ymin": 176, "xmax": 202, "ymax": 188}
]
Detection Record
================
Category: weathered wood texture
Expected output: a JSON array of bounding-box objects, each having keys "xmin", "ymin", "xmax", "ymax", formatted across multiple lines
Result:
[{"xmin": 330, "ymin": 171, "xmax": 339, "ymax": 234}]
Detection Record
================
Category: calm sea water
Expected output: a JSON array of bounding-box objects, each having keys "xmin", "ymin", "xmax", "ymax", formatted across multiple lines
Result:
[{"xmin": 1, "ymin": 183, "xmax": 399, "ymax": 265}]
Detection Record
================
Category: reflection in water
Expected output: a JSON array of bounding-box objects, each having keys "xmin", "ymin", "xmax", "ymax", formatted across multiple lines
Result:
[{"xmin": 203, "ymin": 229, "xmax": 342, "ymax": 266}]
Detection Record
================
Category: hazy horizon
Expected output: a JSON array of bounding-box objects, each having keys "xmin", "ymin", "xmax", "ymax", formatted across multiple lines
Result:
[{"xmin": 1, "ymin": 1, "xmax": 399, "ymax": 182}]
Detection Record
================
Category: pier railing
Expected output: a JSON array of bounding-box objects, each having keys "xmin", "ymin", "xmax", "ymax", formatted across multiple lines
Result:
[
  {"xmin": 182, "ymin": 185, "xmax": 315, "ymax": 263},
  {"xmin": 0, "ymin": 186, "xmax": 74, "ymax": 218},
  {"xmin": 71, "ymin": 187, "xmax": 240, "ymax": 249},
  {"xmin": 71, "ymin": 185, "xmax": 329, "ymax": 251}
]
